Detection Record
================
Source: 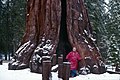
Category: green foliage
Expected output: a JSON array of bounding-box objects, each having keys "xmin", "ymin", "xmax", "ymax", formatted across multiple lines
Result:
[
  {"xmin": 105, "ymin": 0, "xmax": 120, "ymax": 64},
  {"xmin": 0, "ymin": 0, "xmax": 26, "ymax": 54},
  {"xmin": 85, "ymin": 0, "xmax": 120, "ymax": 65},
  {"xmin": 85, "ymin": 0, "xmax": 108, "ymax": 58}
]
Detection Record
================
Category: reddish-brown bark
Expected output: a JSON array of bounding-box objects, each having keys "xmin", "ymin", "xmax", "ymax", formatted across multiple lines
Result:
[
  {"xmin": 9, "ymin": 0, "xmax": 105, "ymax": 74},
  {"xmin": 9, "ymin": 0, "xmax": 61, "ymax": 70},
  {"xmin": 66, "ymin": 0, "xmax": 101, "ymax": 67}
]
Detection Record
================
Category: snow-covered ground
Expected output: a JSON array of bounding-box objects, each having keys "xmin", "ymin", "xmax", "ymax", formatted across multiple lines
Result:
[{"xmin": 0, "ymin": 62, "xmax": 120, "ymax": 80}]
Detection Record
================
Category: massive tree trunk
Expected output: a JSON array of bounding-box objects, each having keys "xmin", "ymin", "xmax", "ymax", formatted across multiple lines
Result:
[
  {"xmin": 9, "ymin": 0, "xmax": 105, "ymax": 74},
  {"xmin": 9, "ymin": 0, "xmax": 61, "ymax": 70},
  {"xmin": 66, "ymin": 0, "xmax": 101, "ymax": 66}
]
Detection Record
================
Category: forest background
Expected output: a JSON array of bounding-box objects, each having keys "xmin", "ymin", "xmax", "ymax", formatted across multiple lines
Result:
[{"xmin": 0, "ymin": 0, "xmax": 120, "ymax": 65}]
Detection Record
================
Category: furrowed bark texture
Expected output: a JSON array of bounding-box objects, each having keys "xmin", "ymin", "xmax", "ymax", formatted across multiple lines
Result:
[
  {"xmin": 67, "ymin": 0, "xmax": 101, "ymax": 67},
  {"xmin": 9, "ymin": 0, "xmax": 104, "ymax": 74},
  {"xmin": 10, "ymin": 0, "xmax": 61, "ymax": 70}
]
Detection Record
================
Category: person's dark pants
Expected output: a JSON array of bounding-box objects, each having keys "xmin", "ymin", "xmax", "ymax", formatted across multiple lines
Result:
[{"xmin": 70, "ymin": 70, "xmax": 77, "ymax": 77}]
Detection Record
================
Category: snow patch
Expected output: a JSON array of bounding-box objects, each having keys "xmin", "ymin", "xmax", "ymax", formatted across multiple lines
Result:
[
  {"xmin": 88, "ymin": 34, "xmax": 96, "ymax": 41},
  {"xmin": 93, "ymin": 65, "xmax": 98, "ymax": 68},
  {"xmin": 42, "ymin": 37, "xmax": 45, "ymax": 41},
  {"xmin": 25, "ymin": 44, "xmax": 34, "ymax": 53},
  {"xmin": 16, "ymin": 40, "xmax": 31, "ymax": 56},
  {"xmin": 32, "ymin": 54, "xmax": 42, "ymax": 63},
  {"xmin": 91, "ymin": 3, "xmax": 96, "ymax": 6},
  {"xmin": 11, "ymin": 58, "xmax": 15, "ymax": 61},
  {"xmin": 84, "ymin": 30, "xmax": 88, "ymax": 35},
  {"xmin": 85, "ymin": 56, "xmax": 91, "ymax": 59},
  {"xmin": 63, "ymin": 62, "xmax": 71, "ymax": 65},
  {"xmin": 106, "ymin": 65, "xmax": 116, "ymax": 72},
  {"xmin": 90, "ymin": 37, "xmax": 96, "ymax": 41},
  {"xmin": 34, "ymin": 46, "xmax": 42, "ymax": 53},
  {"xmin": 88, "ymin": 45, "xmax": 94, "ymax": 50},
  {"xmin": 51, "ymin": 65, "xmax": 58, "ymax": 71},
  {"xmin": 42, "ymin": 56, "xmax": 51, "ymax": 59},
  {"xmin": 84, "ymin": 39, "xmax": 88, "ymax": 43},
  {"xmin": 79, "ymin": 34, "xmax": 81, "ymax": 36},
  {"xmin": 0, "ymin": 63, "xmax": 120, "ymax": 80},
  {"xmin": 96, "ymin": 47, "xmax": 100, "ymax": 51},
  {"xmin": 80, "ymin": 13, "xmax": 83, "ymax": 17},
  {"xmin": 36, "ymin": 54, "xmax": 41, "ymax": 58},
  {"xmin": 27, "ymin": 14, "xmax": 29, "ymax": 16},
  {"xmin": 20, "ymin": 63, "xmax": 26, "ymax": 66},
  {"xmin": 34, "ymin": 39, "xmax": 54, "ymax": 54},
  {"xmin": 79, "ymin": 67, "xmax": 90, "ymax": 75},
  {"xmin": 78, "ymin": 16, "xmax": 83, "ymax": 20},
  {"xmin": 88, "ymin": 45, "xmax": 92, "ymax": 49},
  {"xmin": 90, "ymin": 49, "xmax": 93, "ymax": 51},
  {"xmin": 12, "ymin": 61, "xmax": 19, "ymax": 66}
]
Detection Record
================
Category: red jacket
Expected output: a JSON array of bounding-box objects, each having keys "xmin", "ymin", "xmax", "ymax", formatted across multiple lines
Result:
[{"xmin": 66, "ymin": 51, "xmax": 82, "ymax": 70}]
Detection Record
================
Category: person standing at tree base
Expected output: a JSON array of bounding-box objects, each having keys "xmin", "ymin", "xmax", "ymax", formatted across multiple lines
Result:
[{"xmin": 66, "ymin": 47, "xmax": 82, "ymax": 77}]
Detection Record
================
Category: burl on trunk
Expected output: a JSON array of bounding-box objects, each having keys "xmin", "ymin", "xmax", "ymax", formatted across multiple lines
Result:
[{"xmin": 9, "ymin": 0, "xmax": 105, "ymax": 74}]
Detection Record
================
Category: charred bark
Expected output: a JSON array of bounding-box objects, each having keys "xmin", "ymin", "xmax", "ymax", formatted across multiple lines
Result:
[{"xmin": 9, "ymin": 0, "xmax": 105, "ymax": 74}]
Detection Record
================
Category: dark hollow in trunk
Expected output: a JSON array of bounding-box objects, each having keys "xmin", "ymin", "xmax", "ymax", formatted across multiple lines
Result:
[
  {"xmin": 57, "ymin": 0, "xmax": 72, "ymax": 61},
  {"xmin": 9, "ymin": 0, "xmax": 105, "ymax": 74}
]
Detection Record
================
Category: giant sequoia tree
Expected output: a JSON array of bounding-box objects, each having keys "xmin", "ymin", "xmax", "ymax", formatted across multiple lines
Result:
[{"xmin": 9, "ymin": 0, "xmax": 105, "ymax": 73}]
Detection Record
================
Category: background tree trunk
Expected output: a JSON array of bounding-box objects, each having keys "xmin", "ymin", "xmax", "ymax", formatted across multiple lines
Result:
[{"xmin": 9, "ymin": 0, "xmax": 104, "ymax": 73}]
